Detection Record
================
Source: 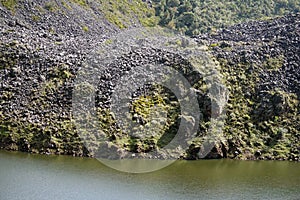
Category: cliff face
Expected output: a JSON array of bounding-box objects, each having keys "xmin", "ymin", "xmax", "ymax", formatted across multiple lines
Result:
[{"xmin": 0, "ymin": 1, "xmax": 299, "ymax": 161}]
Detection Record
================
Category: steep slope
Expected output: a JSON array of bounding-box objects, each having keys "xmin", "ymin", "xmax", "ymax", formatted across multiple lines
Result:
[
  {"xmin": 194, "ymin": 14, "xmax": 300, "ymax": 160},
  {"xmin": 0, "ymin": 1, "xmax": 299, "ymax": 161},
  {"xmin": 0, "ymin": 0, "xmax": 119, "ymax": 156}
]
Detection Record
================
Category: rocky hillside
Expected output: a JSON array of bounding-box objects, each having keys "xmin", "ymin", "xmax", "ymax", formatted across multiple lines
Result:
[
  {"xmin": 0, "ymin": 1, "xmax": 299, "ymax": 161},
  {"xmin": 195, "ymin": 14, "xmax": 300, "ymax": 161}
]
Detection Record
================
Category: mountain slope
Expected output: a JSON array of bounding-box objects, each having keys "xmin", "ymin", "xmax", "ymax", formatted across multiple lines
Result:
[{"xmin": 0, "ymin": 1, "xmax": 299, "ymax": 161}]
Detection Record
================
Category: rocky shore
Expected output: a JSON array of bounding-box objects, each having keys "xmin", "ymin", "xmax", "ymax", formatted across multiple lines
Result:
[{"xmin": 0, "ymin": 1, "xmax": 299, "ymax": 161}]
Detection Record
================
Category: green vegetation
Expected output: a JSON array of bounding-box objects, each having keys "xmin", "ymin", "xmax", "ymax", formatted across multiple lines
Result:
[
  {"xmin": 82, "ymin": 25, "xmax": 89, "ymax": 32},
  {"xmin": 263, "ymin": 55, "xmax": 285, "ymax": 71},
  {"xmin": 44, "ymin": 1, "xmax": 59, "ymax": 12},
  {"xmin": 98, "ymin": 0, "xmax": 158, "ymax": 28},
  {"xmin": 218, "ymin": 50, "xmax": 299, "ymax": 160},
  {"xmin": 1, "ymin": 0, "xmax": 299, "ymax": 34},
  {"xmin": 31, "ymin": 15, "xmax": 41, "ymax": 21},
  {"xmin": 61, "ymin": 0, "xmax": 158, "ymax": 29},
  {"xmin": 61, "ymin": 0, "xmax": 72, "ymax": 10},
  {"xmin": 93, "ymin": 85, "xmax": 181, "ymax": 155},
  {"xmin": 152, "ymin": 0, "xmax": 300, "ymax": 35},
  {"xmin": 0, "ymin": 0, "xmax": 17, "ymax": 11},
  {"xmin": 70, "ymin": 0, "xmax": 87, "ymax": 7},
  {"xmin": 0, "ymin": 42, "xmax": 83, "ymax": 155},
  {"xmin": 0, "ymin": 41, "xmax": 20, "ymax": 70}
]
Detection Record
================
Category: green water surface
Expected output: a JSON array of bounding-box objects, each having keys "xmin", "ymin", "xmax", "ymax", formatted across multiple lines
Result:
[{"xmin": 0, "ymin": 150, "xmax": 299, "ymax": 200}]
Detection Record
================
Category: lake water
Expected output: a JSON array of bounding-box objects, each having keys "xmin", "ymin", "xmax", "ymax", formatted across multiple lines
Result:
[{"xmin": 0, "ymin": 150, "xmax": 299, "ymax": 200}]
